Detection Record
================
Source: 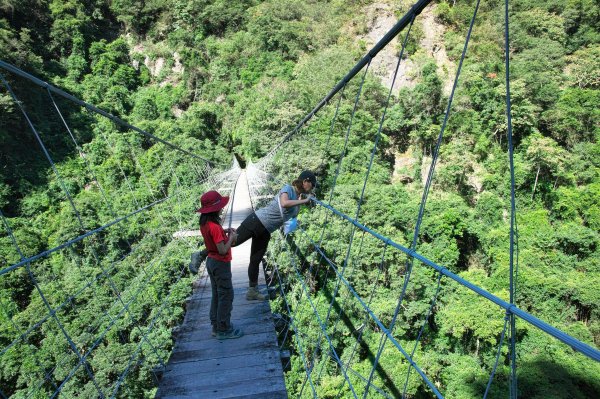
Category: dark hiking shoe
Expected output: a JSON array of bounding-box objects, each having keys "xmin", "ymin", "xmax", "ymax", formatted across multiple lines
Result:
[
  {"xmin": 212, "ymin": 323, "xmax": 233, "ymax": 337},
  {"xmin": 216, "ymin": 328, "xmax": 244, "ymax": 340},
  {"xmin": 246, "ymin": 286, "xmax": 267, "ymax": 301},
  {"xmin": 188, "ymin": 250, "xmax": 208, "ymax": 274}
]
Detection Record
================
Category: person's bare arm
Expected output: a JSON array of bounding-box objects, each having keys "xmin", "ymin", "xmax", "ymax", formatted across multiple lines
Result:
[
  {"xmin": 279, "ymin": 192, "xmax": 312, "ymax": 208},
  {"xmin": 215, "ymin": 231, "xmax": 237, "ymax": 255}
]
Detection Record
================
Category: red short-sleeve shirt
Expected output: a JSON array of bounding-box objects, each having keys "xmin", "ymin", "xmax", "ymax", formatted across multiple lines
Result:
[{"xmin": 200, "ymin": 221, "xmax": 232, "ymax": 262}]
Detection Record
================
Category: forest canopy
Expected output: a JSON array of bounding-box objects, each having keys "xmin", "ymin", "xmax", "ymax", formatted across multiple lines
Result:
[{"xmin": 0, "ymin": 0, "xmax": 599, "ymax": 397}]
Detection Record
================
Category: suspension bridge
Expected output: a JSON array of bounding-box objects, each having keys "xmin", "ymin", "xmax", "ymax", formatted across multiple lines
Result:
[
  {"xmin": 1, "ymin": 0, "xmax": 599, "ymax": 398},
  {"xmin": 156, "ymin": 170, "xmax": 287, "ymax": 398}
]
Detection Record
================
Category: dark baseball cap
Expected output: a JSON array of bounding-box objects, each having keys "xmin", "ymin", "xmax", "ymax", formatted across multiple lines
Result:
[{"xmin": 298, "ymin": 170, "xmax": 317, "ymax": 187}]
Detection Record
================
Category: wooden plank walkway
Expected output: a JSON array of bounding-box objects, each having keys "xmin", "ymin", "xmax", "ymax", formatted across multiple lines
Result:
[{"xmin": 157, "ymin": 171, "xmax": 288, "ymax": 399}]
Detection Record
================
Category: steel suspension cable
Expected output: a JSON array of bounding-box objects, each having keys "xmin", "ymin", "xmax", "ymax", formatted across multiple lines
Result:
[
  {"xmin": 297, "ymin": 59, "xmax": 372, "ymax": 398},
  {"xmin": 503, "ymin": 0, "xmax": 518, "ymax": 395},
  {"xmin": 0, "ymin": 195, "xmax": 169, "ymax": 275},
  {"xmin": 1, "ymin": 199, "xmax": 177, "ymax": 393},
  {"xmin": 45, "ymin": 90, "xmax": 167, "ymax": 368},
  {"xmin": 248, "ymin": 162, "xmax": 427, "ymax": 397},
  {"xmin": 287, "ymin": 232, "xmax": 359, "ymax": 398},
  {"xmin": 0, "ymin": 211, "xmax": 62, "ymax": 395},
  {"xmin": 249, "ymin": 166, "xmax": 599, "ymax": 397},
  {"xmin": 402, "ymin": 271, "xmax": 443, "ymax": 396},
  {"xmin": 47, "ymin": 88, "xmax": 123, "ymax": 228},
  {"xmin": 1, "ymin": 245, "xmax": 135, "ymax": 359},
  {"xmin": 300, "ymin": 226, "xmax": 443, "ymax": 397},
  {"xmin": 0, "ymin": 60, "xmax": 221, "ymax": 166},
  {"xmin": 287, "ymin": 246, "xmax": 319, "ymax": 398},
  {"xmin": 247, "ymin": 162, "xmax": 443, "ymax": 396},
  {"xmin": 0, "ymin": 211, "xmax": 106, "ymax": 397},
  {"xmin": 333, "ymin": 240, "xmax": 389, "ymax": 399},
  {"xmin": 309, "ymin": 87, "xmax": 347, "ymax": 285},
  {"xmin": 48, "ymin": 241, "xmax": 179, "ymax": 398},
  {"xmin": 1, "ymin": 63, "xmax": 233, "ymax": 396},
  {"xmin": 245, "ymin": 167, "xmax": 323, "ymax": 398},
  {"xmin": 484, "ymin": 314, "xmax": 510, "ymax": 399},
  {"xmin": 0, "ymin": 303, "xmax": 60, "ymax": 394},
  {"xmin": 119, "ymin": 124, "xmax": 180, "ymax": 228},
  {"xmin": 1, "ymin": 74, "xmax": 116, "ymax": 394},
  {"xmin": 0, "ymin": 198, "xmax": 177, "ymax": 393},
  {"xmin": 479, "ymin": 1, "xmax": 522, "ymax": 395},
  {"xmin": 0, "ymin": 73, "xmax": 85, "ymax": 227},
  {"xmin": 330, "ymin": 4, "xmax": 415, "ymax": 348},
  {"xmin": 50, "ymin": 218, "xmax": 194, "ymax": 395},
  {"xmin": 312, "ymin": 197, "xmax": 600, "ymax": 362},
  {"xmin": 313, "ymin": 16, "xmax": 416, "ymax": 395},
  {"xmin": 318, "ymin": 86, "xmax": 346, "ymax": 174},
  {"xmin": 245, "ymin": 167, "xmax": 316, "ymax": 385},
  {"xmin": 261, "ymin": 0, "xmax": 434, "ymax": 156},
  {"xmin": 90, "ymin": 111, "xmax": 147, "ymax": 213},
  {"xmin": 109, "ymin": 243, "xmax": 194, "ymax": 398},
  {"xmin": 314, "ymin": 228, "xmax": 369, "ymax": 383},
  {"xmin": 364, "ymin": 0, "xmax": 482, "ymax": 395}
]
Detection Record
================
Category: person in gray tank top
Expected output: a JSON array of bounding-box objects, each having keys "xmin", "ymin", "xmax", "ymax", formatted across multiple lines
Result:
[{"xmin": 189, "ymin": 170, "xmax": 317, "ymax": 301}]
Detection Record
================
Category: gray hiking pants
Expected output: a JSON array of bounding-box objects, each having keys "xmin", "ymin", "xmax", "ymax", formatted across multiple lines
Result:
[{"xmin": 206, "ymin": 257, "xmax": 234, "ymax": 332}]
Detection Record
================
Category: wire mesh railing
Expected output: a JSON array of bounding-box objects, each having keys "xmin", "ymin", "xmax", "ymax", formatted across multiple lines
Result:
[
  {"xmin": 245, "ymin": 0, "xmax": 600, "ymax": 397},
  {"xmin": 0, "ymin": 62, "xmax": 238, "ymax": 398}
]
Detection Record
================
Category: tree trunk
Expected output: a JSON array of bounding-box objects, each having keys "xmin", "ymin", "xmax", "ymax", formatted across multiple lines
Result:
[{"xmin": 532, "ymin": 165, "xmax": 540, "ymax": 200}]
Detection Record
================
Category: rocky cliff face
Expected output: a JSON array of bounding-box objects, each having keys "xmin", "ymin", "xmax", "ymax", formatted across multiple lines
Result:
[{"xmin": 357, "ymin": 2, "xmax": 454, "ymax": 95}]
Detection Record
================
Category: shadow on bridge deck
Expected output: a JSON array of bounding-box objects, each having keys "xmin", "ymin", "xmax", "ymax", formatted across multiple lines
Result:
[{"xmin": 157, "ymin": 171, "xmax": 287, "ymax": 399}]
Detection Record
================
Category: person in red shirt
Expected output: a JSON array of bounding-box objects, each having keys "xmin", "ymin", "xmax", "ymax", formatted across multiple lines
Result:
[{"xmin": 197, "ymin": 190, "xmax": 243, "ymax": 340}]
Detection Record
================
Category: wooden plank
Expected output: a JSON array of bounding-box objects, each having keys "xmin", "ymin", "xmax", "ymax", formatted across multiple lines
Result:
[
  {"xmin": 157, "ymin": 171, "xmax": 287, "ymax": 399},
  {"xmin": 167, "ymin": 333, "xmax": 279, "ymax": 364},
  {"xmin": 176, "ymin": 322, "xmax": 277, "ymax": 347},
  {"xmin": 180, "ymin": 315, "xmax": 276, "ymax": 336},
  {"xmin": 189, "ymin": 278, "xmax": 262, "ymax": 290},
  {"xmin": 160, "ymin": 392, "xmax": 287, "ymax": 399},
  {"xmin": 172, "ymin": 230, "xmax": 202, "ymax": 238},
  {"xmin": 187, "ymin": 297, "xmax": 271, "ymax": 312},
  {"xmin": 161, "ymin": 360, "xmax": 283, "ymax": 389},
  {"xmin": 173, "ymin": 331, "xmax": 278, "ymax": 354},
  {"xmin": 158, "ymin": 375, "xmax": 287, "ymax": 399},
  {"xmin": 184, "ymin": 299, "xmax": 272, "ymax": 321},
  {"xmin": 163, "ymin": 350, "xmax": 282, "ymax": 377}
]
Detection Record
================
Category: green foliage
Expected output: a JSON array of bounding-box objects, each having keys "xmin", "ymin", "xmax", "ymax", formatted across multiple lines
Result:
[
  {"xmin": 434, "ymin": 1, "xmax": 477, "ymax": 29},
  {"xmin": 1, "ymin": 0, "xmax": 600, "ymax": 397},
  {"xmin": 541, "ymin": 87, "xmax": 600, "ymax": 148},
  {"xmin": 566, "ymin": 44, "xmax": 600, "ymax": 89},
  {"xmin": 194, "ymin": 0, "xmax": 255, "ymax": 37},
  {"xmin": 562, "ymin": 0, "xmax": 600, "ymax": 52},
  {"xmin": 49, "ymin": 0, "xmax": 89, "ymax": 57},
  {"xmin": 386, "ymin": 60, "xmax": 444, "ymax": 156},
  {"xmin": 579, "ymin": 183, "xmax": 600, "ymax": 231},
  {"xmin": 80, "ymin": 39, "xmax": 140, "ymax": 114},
  {"xmin": 246, "ymin": 0, "xmax": 339, "ymax": 61},
  {"xmin": 109, "ymin": 0, "xmax": 166, "ymax": 36},
  {"xmin": 403, "ymin": 19, "xmax": 424, "ymax": 56},
  {"xmin": 0, "ymin": 18, "xmax": 43, "ymax": 70}
]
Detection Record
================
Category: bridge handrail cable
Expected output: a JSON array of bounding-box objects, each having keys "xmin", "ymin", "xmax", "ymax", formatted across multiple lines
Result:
[
  {"xmin": 259, "ymin": 0, "xmax": 434, "ymax": 161},
  {"xmin": 0, "ymin": 60, "xmax": 224, "ymax": 166},
  {"xmin": 0, "ymin": 62, "xmax": 240, "ymax": 396},
  {"xmin": 311, "ymin": 197, "xmax": 600, "ymax": 362}
]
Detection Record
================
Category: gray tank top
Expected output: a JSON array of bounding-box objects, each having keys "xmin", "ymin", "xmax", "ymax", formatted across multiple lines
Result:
[{"xmin": 255, "ymin": 185, "xmax": 299, "ymax": 233}]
